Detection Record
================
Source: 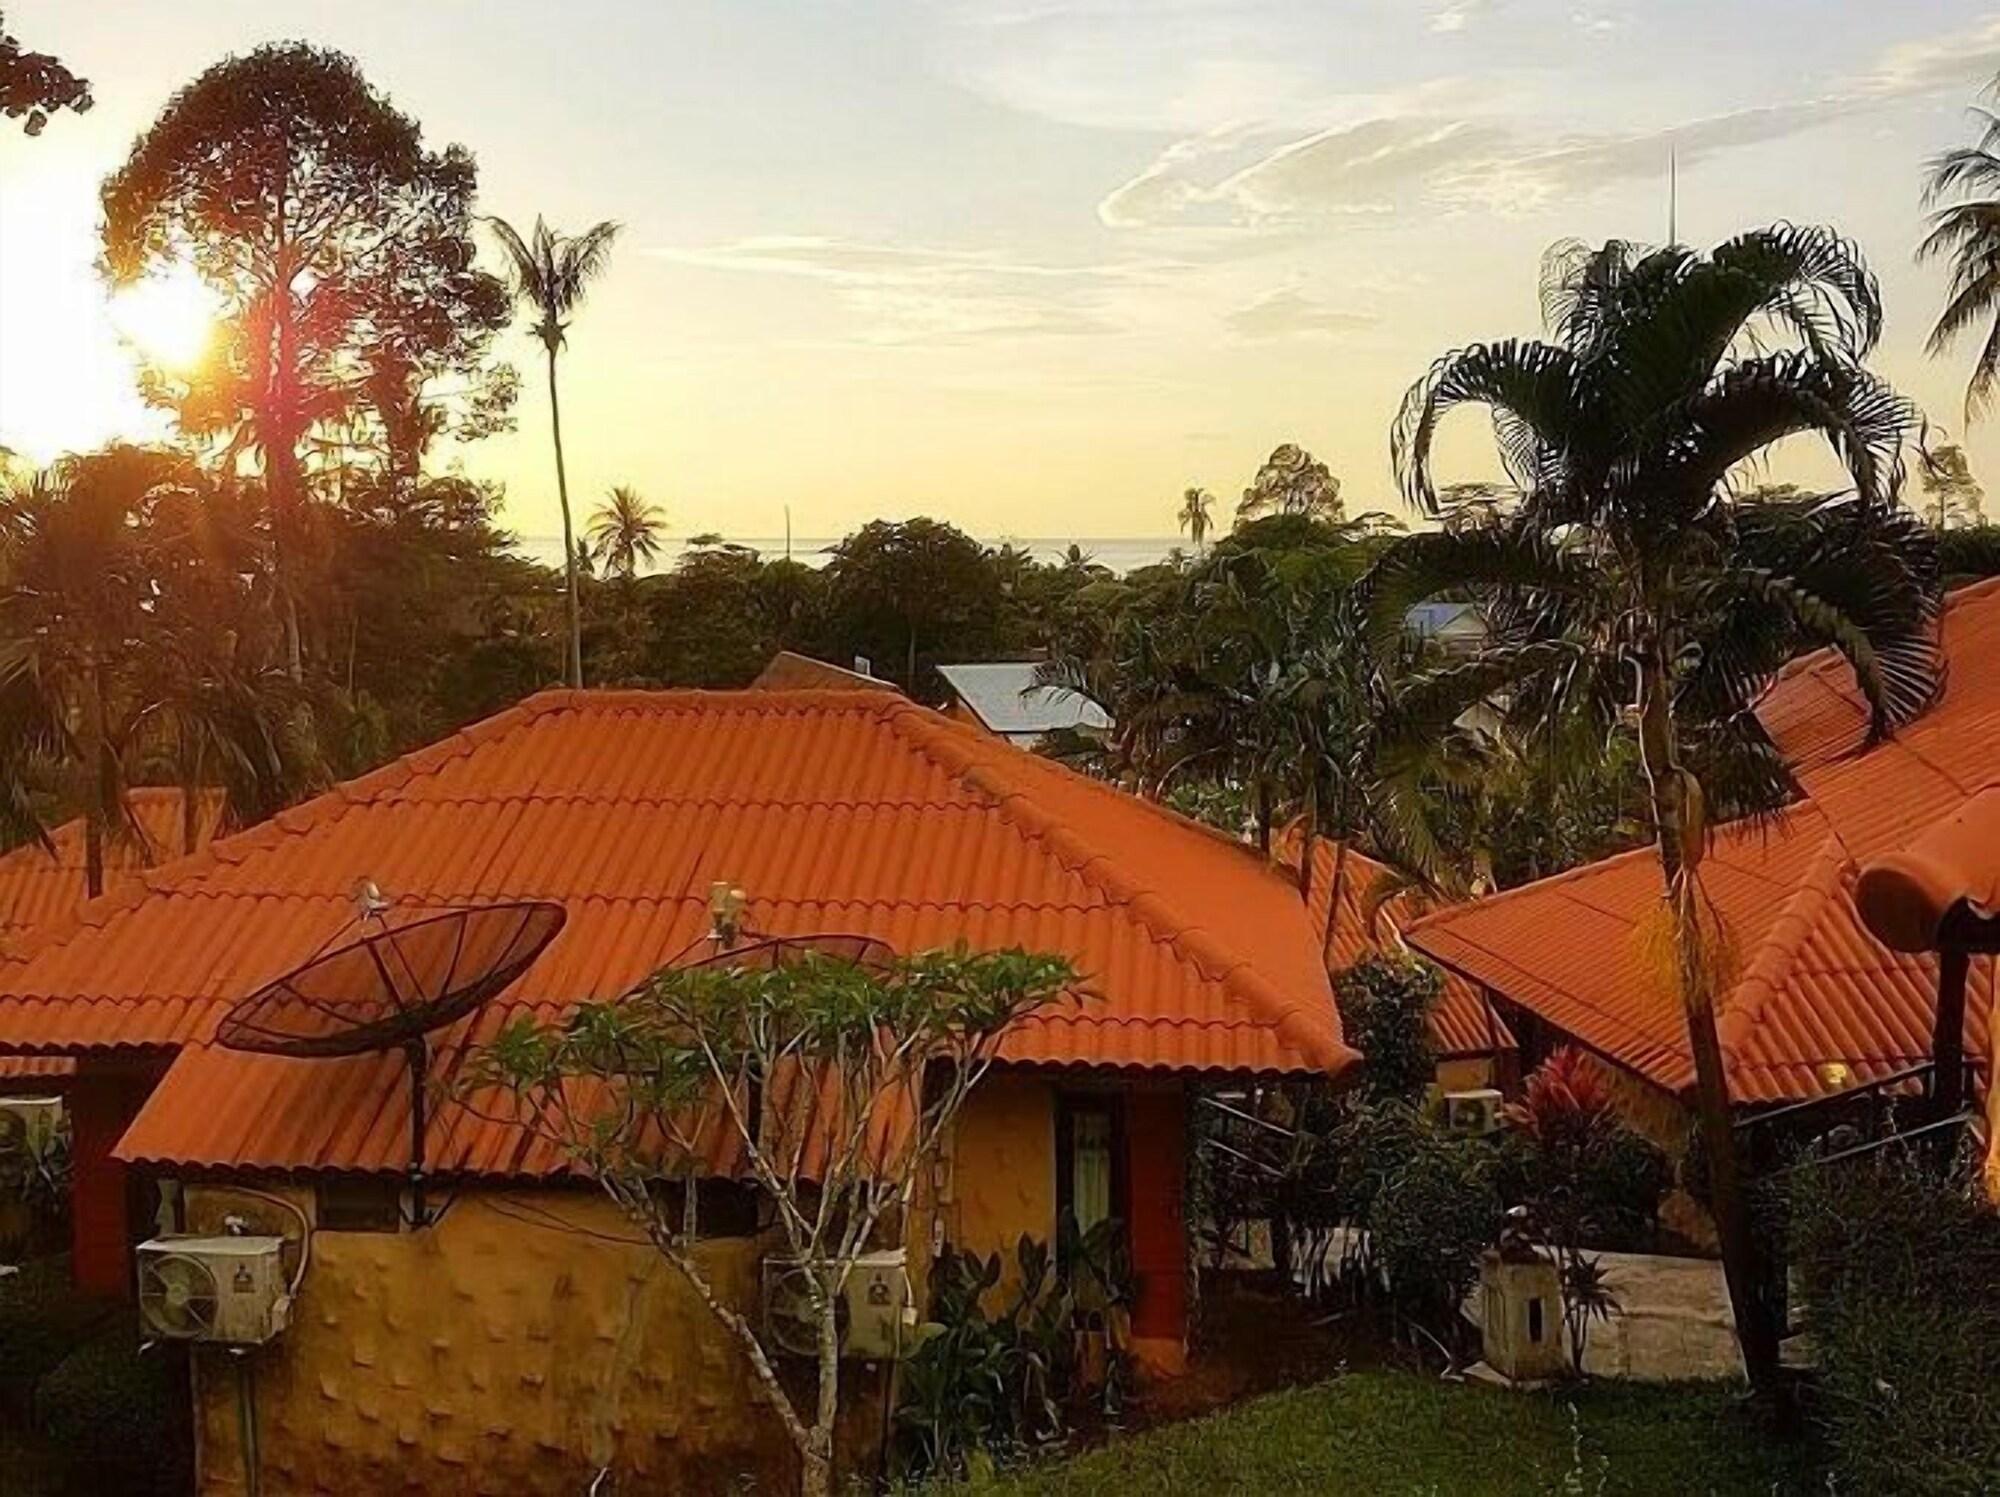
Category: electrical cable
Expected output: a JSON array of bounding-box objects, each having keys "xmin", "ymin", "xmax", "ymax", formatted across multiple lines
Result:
[{"xmin": 209, "ymin": 1184, "xmax": 313, "ymax": 1296}]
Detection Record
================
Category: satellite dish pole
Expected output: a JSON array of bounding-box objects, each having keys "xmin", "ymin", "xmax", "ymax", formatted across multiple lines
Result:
[{"xmin": 216, "ymin": 900, "xmax": 567, "ymax": 1230}]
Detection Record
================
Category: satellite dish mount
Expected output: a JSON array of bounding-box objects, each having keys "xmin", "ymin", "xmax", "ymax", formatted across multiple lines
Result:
[{"xmin": 216, "ymin": 899, "xmax": 567, "ymax": 1227}]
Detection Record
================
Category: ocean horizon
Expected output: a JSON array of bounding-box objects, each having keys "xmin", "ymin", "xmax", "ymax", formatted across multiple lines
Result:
[{"xmin": 510, "ymin": 534, "xmax": 1188, "ymax": 577}]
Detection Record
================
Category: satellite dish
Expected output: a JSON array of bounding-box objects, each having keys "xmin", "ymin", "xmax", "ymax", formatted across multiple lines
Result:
[
  {"xmin": 674, "ymin": 931, "xmax": 896, "ymax": 974},
  {"xmin": 217, "ymin": 901, "xmax": 567, "ymax": 1225}
]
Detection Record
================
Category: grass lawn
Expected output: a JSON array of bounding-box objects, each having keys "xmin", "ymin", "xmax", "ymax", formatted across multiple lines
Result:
[{"xmin": 980, "ymin": 1371, "xmax": 1819, "ymax": 1496}]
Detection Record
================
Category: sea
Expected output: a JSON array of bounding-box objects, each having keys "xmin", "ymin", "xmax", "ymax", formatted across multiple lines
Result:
[{"xmin": 512, "ymin": 535, "xmax": 1184, "ymax": 577}]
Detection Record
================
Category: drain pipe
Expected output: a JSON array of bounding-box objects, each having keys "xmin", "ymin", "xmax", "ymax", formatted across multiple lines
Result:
[{"xmin": 231, "ymin": 1351, "xmax": 262, "ymax": 1497}]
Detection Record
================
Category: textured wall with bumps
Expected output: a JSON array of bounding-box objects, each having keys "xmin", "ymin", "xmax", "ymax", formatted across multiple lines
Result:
[{"xmin": 184, "ymin": 1184, "xmax": 789, "ymax": 1496}]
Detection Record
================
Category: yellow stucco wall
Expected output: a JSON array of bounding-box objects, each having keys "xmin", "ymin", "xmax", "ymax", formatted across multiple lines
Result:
[
  {"xmin": 934, "ymin": 1072, "xmax": 1056, "ymax": 1302},
  {"xmin": 173, "ymin": 1075, "xmax": 1110, "ymax": 1494},
  {"xmin": 182, "ymin": 1183, "xmax": 805, "ymax": 1496},
  {"xmin": 1435, "ymin": 1056, "xmax": 1498, "ymax": 1093}
]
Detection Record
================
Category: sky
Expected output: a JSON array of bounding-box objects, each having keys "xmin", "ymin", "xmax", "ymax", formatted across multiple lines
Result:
[{"xmin": 6, "ymin": 1, "xmax": 2000, "ymax": 547}]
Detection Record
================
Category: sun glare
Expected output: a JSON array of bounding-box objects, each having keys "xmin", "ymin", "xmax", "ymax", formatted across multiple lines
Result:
[{"xmin": 109, "ymin": 268, "xmax": 218, "ymax": 372}]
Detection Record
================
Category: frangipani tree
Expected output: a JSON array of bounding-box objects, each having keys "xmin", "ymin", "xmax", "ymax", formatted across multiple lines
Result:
[
  {"xmin": 468, "ymin": 942, "xmax": 1079, "ymax": 1497},
  {"xmin": 1366, "ymin": 225, "xmax": 1943, "ymax": 1399}
]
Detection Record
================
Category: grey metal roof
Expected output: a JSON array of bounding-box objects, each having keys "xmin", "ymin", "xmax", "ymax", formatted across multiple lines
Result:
[
  {"xmin": 935, "ymin": 662, "xmax": 1112, "ymax": 738},
  {"xmin": 1404, "ymin": 601, "xmax": 1485, "ymax": 638}
]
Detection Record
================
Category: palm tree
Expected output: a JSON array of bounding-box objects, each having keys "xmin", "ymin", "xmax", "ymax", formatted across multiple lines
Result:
[
  {"xmin": 1921, "ymin": 103, "xmax": 2000, "ymax": 418},
  {"xmin": 1365, "ymin": 227, "xmax": 1942, "ymax": 1401},
  {"xmin": 587, "ymin": 484, "xmax": 667, "ymax": 580},
  {"xmin": 489, "ymin": 215, "xmax": 621, "ymax": 687},
  {"xmin": 0, "ymin": 446, "xmax": 297, "ymax": 896},
  {"xmin": 1177, "ymin": 487, "xmax": 1215, "ymax": 553}
]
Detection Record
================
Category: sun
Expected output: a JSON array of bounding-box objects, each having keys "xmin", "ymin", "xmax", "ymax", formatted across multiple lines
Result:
[{"xmin": 109, "ymin": 267, "xmax": 218, "ymax": 372}]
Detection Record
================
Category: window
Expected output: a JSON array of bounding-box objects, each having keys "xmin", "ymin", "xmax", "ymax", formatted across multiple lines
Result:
[
  {"xmin": 314, "ymin": 1177, "xmax": 402, "ymax": 1233},
  {"xmin": 1056, "ymin": 1094, "xmax": 1127, "ymax": 1250}
]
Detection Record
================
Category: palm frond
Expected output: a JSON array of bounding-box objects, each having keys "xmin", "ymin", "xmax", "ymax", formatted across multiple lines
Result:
[
  {"xmin": 1665, "ymin": 351, "xmax": 1917, "ymax": 508},
  {"xmin": 1391, "ymin": 340, "xmax": 1584, "ymax": 515},
  {"xmin": 1360, "ymin": 527, "xmax": 1596, "ymax": 657}
]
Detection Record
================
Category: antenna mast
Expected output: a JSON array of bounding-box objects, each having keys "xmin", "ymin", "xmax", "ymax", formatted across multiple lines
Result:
[{"xmin": 1667, "ymin": 145, "xmax": 1678, "ymax": 247}]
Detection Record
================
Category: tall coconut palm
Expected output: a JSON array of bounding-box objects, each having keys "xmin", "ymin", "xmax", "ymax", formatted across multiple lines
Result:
[
  {"xmin": 1921, "ymin": 104, "xmax": 2000, "ymax": 418},
  {"xmin": 489, "ymin": 215, "xmax": 621, "ymax": 687},
  {"xmin": 1365, "ymin": 226, "xmax": 1942, "ymax": 1401},
  {"xmin": 1177, "ymin": 486, "xmax": 1215, "ymax": 552},
  {"xmin": 587, "ymin": 484, "xmax": 667, "ymax": 580}
]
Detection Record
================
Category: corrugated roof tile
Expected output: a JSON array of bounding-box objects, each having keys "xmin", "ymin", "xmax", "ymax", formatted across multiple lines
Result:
[
  {"xmin": 0, "ymin": 689, "xmax": 1355, "ymax": 1177},
  {"xmin": 1410, "ymin": 580, "xmax": 2000, "ymax": 1104}
]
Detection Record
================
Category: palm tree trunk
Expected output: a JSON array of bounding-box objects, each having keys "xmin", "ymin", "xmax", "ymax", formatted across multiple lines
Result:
[
  {"xmin": 1635, "ymin": 662, "xmax": 1781, "ymax": 1401},
  {"xmin": 1321, "ymin": 834, "xmax": 1352, "ymax": 965},
  {"xmin": 82, "ymin": 666, "xmax": 109, "ymax": 900},
  {"xmin": 547, "ymin": 345, "xmax": 584, "ymax": 689}
]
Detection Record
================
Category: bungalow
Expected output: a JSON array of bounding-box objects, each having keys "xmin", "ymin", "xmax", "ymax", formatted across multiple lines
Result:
[
  {"xmin": 0, "ymin": 687, "xmax": 1355, "ymax": 1495},
  {"xmin": 936, "ymin": 662, "xmax": 1112, "ymax": 750},
  {"xmin": 1406, "ymin": 578, "xmax": 2000, "ymax": 1191}
]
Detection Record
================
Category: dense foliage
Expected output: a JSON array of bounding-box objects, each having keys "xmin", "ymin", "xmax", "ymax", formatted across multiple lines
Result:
[
  {"xmin": 0, "ymin": 9, "xmax": 90, "ymax": 135},
  {"xmin": 1332, "ymin": 956, "xmax": 1441, "ymax": 1105},
  {"xmin": 1787, "ymin": 1148, "xmax": 2000, "ymax": 1496},
  {"xmin": 896, "ymin": 1218, "xmax": 1133, "ymax": 1483}
]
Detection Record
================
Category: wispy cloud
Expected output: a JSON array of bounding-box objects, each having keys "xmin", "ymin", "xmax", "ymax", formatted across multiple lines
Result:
[
  {"xmin": 652, "ymin": 235, "xmax": 1184, "ymax": 346},
  {"xmin": 1428, "ymin": 0, "xmax": 1494, "ymax": 35},
  {"xmin": 1227, "ymin": 287, "xmax": 1378, "ymax": 340},
  {"xmin": 1097, "ymin": 12, "xmax": 2000, "ymax": 230}
]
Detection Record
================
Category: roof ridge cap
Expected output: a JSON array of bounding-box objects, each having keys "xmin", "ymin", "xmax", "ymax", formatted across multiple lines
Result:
[
  {"xmin": 883, "ymin": 705, "xmax": 1349, "ymax": 1071},
  {"xmin": 522, "ymin": 686, "xmax": 905, "ymax": 714}
]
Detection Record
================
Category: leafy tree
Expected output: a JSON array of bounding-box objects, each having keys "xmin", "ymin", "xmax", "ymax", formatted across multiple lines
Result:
[
  {"xmin": 1921, "ymin": 100, "xmax": 2000, "ymax": 419},
  {"xmin": 468, "ymin": 944, "xmax": 1079, "ymax": 1497},
  {"xmin": 1366, "ymin": 226, "xmax": 1943, "ymax": 1399},
  {"xmin": 324, "ymin": 474, "xmax": 560, "ymax": 753},
  {"xmin": 101, "ymin": 43, "xmax": 513, "ymax": 678},
  {"xmin": 0, "ymin": 10, "xmax": 90, "ymax": 135},
  {"xmin": 825, "ymin": 519, "xmax": 1006, "ymax": 696},
  {"xmin": 587, "ymin": 484, "xmax": 667, "ymax": 579},
  {"xmin": 1176, "ymin": 486, "xmax": 1215, "ymax": 552},
  {"xmin": 489, "ymin": 215, "xmax": 621, "ymax": 689},
  {"xmin": 1238, "ymin": 443, "xmax": 1341, "ymax": 522},
  {"xmin": 637, "ymin": 543, "xmax": 776, "ymax": 687},
  {"xmin": 1333, "ymin": 956, "xmax": 1440, "ymax": 1106},
  {"xmin": 1918, "ymin": 440, "xmax": 1985, "ymax": 530}
]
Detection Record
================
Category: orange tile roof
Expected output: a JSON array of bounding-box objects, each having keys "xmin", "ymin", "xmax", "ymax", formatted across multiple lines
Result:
[
  {"xmin": 0, "ymin": 690, "xmax": 1353, "ymax": 1177},
  {"xmin": 1410, "ymin": 579, "xmax": 2000, "ymax": 1106},
  {"xmin": 1855, "ymin": 787, "xmax": 2000, "ymax": 953},
  {"xmin": 1758, "ymin": 575, "xmax": 2000, "ymax": 866},
  {"xmin": 0, "ymin": 789, "xmax": 223, "ymax": 1088},
  {"xmin": 0, "ymin": 787, "xmax": 223, "ymax": 942},
  {"xmin": 1287, "ymin": 836, "xmax": 1516, "ymax": 1060},
  {"xmin": 1407, "ymin": 800, "xmax": 1992, "ymax": 1103}
]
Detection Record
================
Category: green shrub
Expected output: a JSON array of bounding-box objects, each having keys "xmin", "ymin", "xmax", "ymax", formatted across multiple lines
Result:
[
  {"xmin": 1364, "ymin": 1109, "xmax": 1502, "ymax": 1351},
  {"xmin": 1333, "ymin": 955, "xmax": 1441, "ymax": 1106},
  {"xmin": 0, "ymin": 1256, "xmax": 115, "ymax": 1413},
  {"xmin": 33, "ymin": 1314, "xmax": 190, "ymax": 1496},
  {"xmin": 1787, "ymin": 1147, "xmax": 2000, "ymax": 1496}
]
